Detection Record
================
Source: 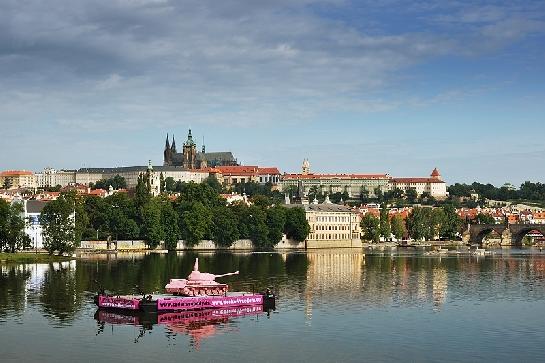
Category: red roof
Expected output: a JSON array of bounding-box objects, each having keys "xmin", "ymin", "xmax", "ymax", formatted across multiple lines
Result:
[
  {"xmin": 431, "ymin": 168, "xmax": 441, "ymax": 177},
  {"xmin": 0, "ymin": 170, "xmax": 34, "ymax": 176},
  {"xmin": 283, "ymin": 173, "xmax": 390, "ymax": 180},
  {"xmin": 216, "ymin": 166, "xmax": 280, "ymax": 176},
  {"xmin": 391, "ymin": 178, "xmax": 444, "ymax": 184}
]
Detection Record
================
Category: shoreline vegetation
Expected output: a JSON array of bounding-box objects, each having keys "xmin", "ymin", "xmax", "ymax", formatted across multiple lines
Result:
[{"xmin": 0, "ymin": 252, "xmax": 74, "ymax": 263}]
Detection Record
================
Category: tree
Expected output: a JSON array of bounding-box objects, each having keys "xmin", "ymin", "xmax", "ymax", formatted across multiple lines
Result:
[
  {"xmin": 266, "ymin": 206, "xmax": 286, "ymax": 247},
  {"xmin": 391, "ymin": 215, "xmax": 406, "ymax": 240},
  {"xmin": 141, "ymin": 199, "xmax": 164, "ymax": 249},
  {"xmin": 379, "ymin": 206, "xmax": 391, "ymax": 240},
  {"xmin": 93, "ymin": 175, "xmax": 127, "ymax": 190},
  {"xmin": 440, "ymin": 204, "xmax": 462, "ymax": 240},
  {"xmin": 247, "ymin": 206, "xmax": 269, "ymax": 248},
  {"xmin": 161, "ymin": 199, "xmax": 179, "ymax": 250},
  {"xmin": 180, "ymin": 202, "xmax": 212, "ymax": 247},
  {"xmin": 203, "ymin": 176, "xmax": 223, "ymax": 193},
  {"xmin": 284, "ymin": 207, "xmax": 310, "ymax": 242},
  {"xmin": 406, "ymin": 188, "xmax": 418, "ymax": 204},
  {"xmin": 40, "ymin": 196, "xmax": 77, "ymax": 255},
  {"xmin": 0, "ymin": 201, "xmax": 28, "ymax": 252},
  {"xmin": 211, "ymin": 206, "xmax": 239, "ymax": 247},
  {"xmin": 2, "ymin": 178, "xmax": 13, "ymax": 189},
  {"xmin": 164, "ymin": 177, "xmax": 176, "ymax": 192},
  {"xmin": 406, "ymin": 207, "xmax": 429, "ymax": 241},
  {"xmin": 475, "ymin": 213, "xmax": 496, "ymax": 224},
  {"xmin": 361, "ymin": 213, "xmax": 380, "ymax": 243}
]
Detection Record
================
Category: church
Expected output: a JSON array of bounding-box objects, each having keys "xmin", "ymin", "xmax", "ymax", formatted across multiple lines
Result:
[{"xmin": 163, "ymin": 129, "xmax": 238, "ymax": 169}]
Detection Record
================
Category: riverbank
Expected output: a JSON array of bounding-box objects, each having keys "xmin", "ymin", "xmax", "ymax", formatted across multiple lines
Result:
[{"xmin": 0, "ymin": 252, "xmax": 75, "ymax": 263}]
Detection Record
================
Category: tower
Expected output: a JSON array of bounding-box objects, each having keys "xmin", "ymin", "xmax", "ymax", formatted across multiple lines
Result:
[
  {"xmin": 183, "ymin": 129, "xmax": 197, "ymax": 169},
  {"xmin": 163, "ymin": 134, "xmax": 172, "ymax": 166},
  {"xmin": 171, "ymin": 134, "xmax": 177, "ymax": 153},
  {"xmin": 302, "ymin": 158, "xmax": 311, "ymax": 175},
  {"xmin": 431, "ymin": 167, "xmax": 442, "ymax": 181}
]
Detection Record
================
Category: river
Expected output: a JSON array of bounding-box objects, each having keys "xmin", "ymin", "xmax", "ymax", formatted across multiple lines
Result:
[{"xmin": 1, "ymin": 248, "xmax": 545, "ymax": 362}]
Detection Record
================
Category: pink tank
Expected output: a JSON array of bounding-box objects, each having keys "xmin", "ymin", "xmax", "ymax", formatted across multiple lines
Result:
[{"xmin": 165, "ymin": 258, "xmax": 239, "ymax": 296}]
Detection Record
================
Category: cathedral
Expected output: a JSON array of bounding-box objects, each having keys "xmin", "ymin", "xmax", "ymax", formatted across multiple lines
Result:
[{"xmin": 163, "ymin": 129, "xmax": 238, "ymax": 169}]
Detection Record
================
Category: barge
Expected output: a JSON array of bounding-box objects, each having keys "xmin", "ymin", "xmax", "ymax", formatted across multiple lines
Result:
[{"xmin": 95, "ymin": 258, "xmax": 275, "ymax": 313}]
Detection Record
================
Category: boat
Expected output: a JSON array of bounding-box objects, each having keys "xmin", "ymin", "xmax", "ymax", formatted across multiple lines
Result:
[{"xmin": 94, "ymin": 258, "xmax": 275, "ymax": 313}]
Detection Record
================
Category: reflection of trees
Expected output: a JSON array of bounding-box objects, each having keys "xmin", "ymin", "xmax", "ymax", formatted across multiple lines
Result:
[
  {"xmin": 0, "ymin": 265, "xmax": 31, "ymax": 319},
  {"xmin": 39, "ymin": 262, "xmax": 82, "ymax": 323}
]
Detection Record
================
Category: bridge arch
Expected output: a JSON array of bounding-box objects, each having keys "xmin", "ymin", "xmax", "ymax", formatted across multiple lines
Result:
[
  {"xmin": 468, "ymin": 224, "xmax": 507, "ymax": 245},
  {"xmin": 510, "ymin": 225, "xmax": 545, "ymax": 246}
]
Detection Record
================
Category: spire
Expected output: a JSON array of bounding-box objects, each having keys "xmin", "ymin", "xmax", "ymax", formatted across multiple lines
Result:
[
  {"xmin": 171, "ymin": 134, "xmax": 177, "ymax": 152},
  {"xmin": 185, "ymin": 128, "xmax": 196, "ymax": 146},
  {"xmin": 202, "ymin": 136, "xmax": 206, "ymax": 153},
  {"xmin": 165, "ymin": 133, "xmax": 170, "ymax": 149}
]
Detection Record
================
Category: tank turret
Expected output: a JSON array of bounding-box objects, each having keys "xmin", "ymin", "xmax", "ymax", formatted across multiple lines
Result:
[{"xmin": 165, "ymin": 258, "xmax": 239, "ymax": 296}]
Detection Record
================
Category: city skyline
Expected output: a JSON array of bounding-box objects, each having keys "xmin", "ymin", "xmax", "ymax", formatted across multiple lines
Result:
[{"xmin": 1, "ymin": 1, "xmax": 545, "ymax": 186}]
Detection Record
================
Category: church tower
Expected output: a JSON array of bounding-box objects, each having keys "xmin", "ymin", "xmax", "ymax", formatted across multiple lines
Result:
[
  {"xmin": 302, "ymin": 158, "xmax": 311, "ymax": 175},
  {"xmin": 163, "ymin": 134, "xmax": 172, "ymax": 166},
  {"xmin": 183, "ymin": 129, "xmax": 197, "ymax": 169}
]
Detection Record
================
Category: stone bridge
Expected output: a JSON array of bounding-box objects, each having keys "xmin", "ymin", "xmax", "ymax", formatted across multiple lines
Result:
[{"xmin": 463, "ymin": 224, "xmax": 545, "ymax": 246}]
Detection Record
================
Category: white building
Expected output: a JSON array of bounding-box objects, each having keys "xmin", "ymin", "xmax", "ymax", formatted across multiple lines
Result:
[
  {"xmin": 20, "ymin": 200, "xmax": 48, "ymax": 250},
  {"xmin": 389, "ymin": 168, "xmax": 448, "ymax": 199},
  {"xmin": 280, "ymin": 160, "xmax": 390, "ymax": 198},
  {"xmin": 35, "ymin": 168, "xmax": 77, "ymax": 188}
]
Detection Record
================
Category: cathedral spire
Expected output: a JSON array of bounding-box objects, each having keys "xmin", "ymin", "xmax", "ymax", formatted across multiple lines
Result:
[
  {"xmin": 171, "ymin": 134, "xmax": 177, "ymax": 153},
  {"xmin": 165, "ymin": 133, "xmax": 170, "ymax": 149}
]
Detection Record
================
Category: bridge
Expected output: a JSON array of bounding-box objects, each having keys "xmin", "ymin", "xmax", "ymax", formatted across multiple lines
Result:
[{"xmin": 463, "ymin": 224, "xmax": 545, "ymax": 246}]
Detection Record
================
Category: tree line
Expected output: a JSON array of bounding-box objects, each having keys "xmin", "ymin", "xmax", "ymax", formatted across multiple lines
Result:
[
  {"xmin": 360, "ymin": 205, "xmax": 463, "ymax": 243},
  {"xmin": 39, "ymin": 176, "xmax": 310, "ymax": 255},
  {"xmin": 448, "ymin": 181, "xmax": 545, "ymax": 203}
]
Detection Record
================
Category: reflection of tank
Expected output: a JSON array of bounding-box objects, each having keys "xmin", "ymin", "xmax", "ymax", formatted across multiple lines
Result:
[{"xmin": 165, "ymin": 258, "xmax": 239, "ymax": 296}]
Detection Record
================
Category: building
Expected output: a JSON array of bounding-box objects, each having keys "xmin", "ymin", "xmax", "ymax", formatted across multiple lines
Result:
[
  {"xmin": 389, "ymin": 168, "xmax": 447, "ymax": 199},
  {"xmin": 280, "ymin": 159, "xmax": 390, "ymax": 198},
  {"xmin": 75, "ymin": 162, "xmax": 216, "ymax": 190},
  {"xmin": 215, "ymin": 166, "xmax": 281, "ymax": 187},
  {"xmin": 163, "ymin": 129, "xmax": 238, "ymax": 169},
  {"xmin": 21, "ymin": 200, "xmax": 48, "ymax": 250},
  {"xmin": 0, "ymin": 170, "xmax": 37, "ymax": 190},
  {"xmin": 286, "ymin": 202, "xmax": 362, "ymax": 248},
  {"xmin": 35, "ymin": 168, "xmax": 77, "ymax": 188}
]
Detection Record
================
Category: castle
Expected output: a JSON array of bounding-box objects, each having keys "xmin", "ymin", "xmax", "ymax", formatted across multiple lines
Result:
[{"xmin": 163, "ymin": 129, "xmax": 238, "ymax": 169}]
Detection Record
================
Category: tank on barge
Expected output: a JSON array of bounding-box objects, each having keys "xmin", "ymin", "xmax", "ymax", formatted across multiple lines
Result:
[{"xmin": 95, "ymin": 258, "xmax": 275, "ymax": 313}]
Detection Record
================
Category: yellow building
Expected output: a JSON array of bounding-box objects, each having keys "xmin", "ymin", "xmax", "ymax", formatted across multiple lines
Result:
[
  {"xmin": 287, "ymin": 203, "xmax": 362, "ymax": 248},
  {"xmin": 0, "ymin": 170, "xmax": 36, "ymax": 189}
]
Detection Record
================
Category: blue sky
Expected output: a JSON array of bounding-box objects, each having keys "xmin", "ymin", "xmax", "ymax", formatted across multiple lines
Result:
[{"xmin": 1, "ymin": 0, "xmax": 544, "ymax": 186}]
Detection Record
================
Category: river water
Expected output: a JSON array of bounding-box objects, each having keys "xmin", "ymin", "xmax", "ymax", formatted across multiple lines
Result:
[{"xmin": 1, "ymin": 248, "xmax": 545, "ymax": 362}]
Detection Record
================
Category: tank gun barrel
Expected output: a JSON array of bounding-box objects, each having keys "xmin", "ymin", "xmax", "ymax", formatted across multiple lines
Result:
[{"xmin": 214, "ymin": 271, "xmax": 239, "ymax": 278}]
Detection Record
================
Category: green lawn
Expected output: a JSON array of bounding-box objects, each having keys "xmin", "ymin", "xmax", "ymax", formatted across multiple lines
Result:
[{"xmin": 0, "ymin": 252, "xmax": 74, "ymax": 263}]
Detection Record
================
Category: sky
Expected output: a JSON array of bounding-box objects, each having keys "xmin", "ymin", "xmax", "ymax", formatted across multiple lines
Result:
[{"xmin": 1, "ymin": 0, "xmax": 544, "ymax": 186}]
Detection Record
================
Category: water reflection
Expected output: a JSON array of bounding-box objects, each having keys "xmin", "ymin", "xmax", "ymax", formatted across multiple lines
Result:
[
  {"xmin": 94, "ymin": 305, "xmax": 267, "ymax": 350},
  {"xmin": 2, "ymin": 249, "xmax": 545, "ymax": 355}
]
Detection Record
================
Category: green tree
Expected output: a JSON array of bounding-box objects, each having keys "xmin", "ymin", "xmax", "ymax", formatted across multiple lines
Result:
[
  {"xmin": 406, "ymin": 188, "xmax": 418, "ymax": 203},
  {"xmin": 266, "ymin": 206, "xmax": 286, "ymax": 247},
  {"xmin": 203, "ymin": 176, "xmax": 223, "ymax": 193},
  {"xmin": 284, "ymin": 207, "xmax": 310, "ymax": 242},
  {"xmin": 379, "ymin": 206, "xmax": 391, "ymax": 240},
  {"xmin": 440, "ymin": 204, "xmax": 463, "ymax": 240},
  {"xmin": 94, "ymin": 175, "xmax": 127, "ymax": 190},
  {"xmin": 361, "ymin": 213, "xmax": 380, "ymax": 243},
  {"xmin": 406, "ymin": 207, "xmax": 428, "ymax": 241},
  {"xmin": 391, "ymin": 215, "xmax": 406, "ymax": 240},
  {"xmin": 40, "ymin": 196, "xmax": 77, "ymax": 255},
  {"xmin": 475, "ymin": 213, "xmax": 496, "ymax": 224},
  {"xmin": 211, "ymin": 206, "xmax": 239, "ymax": 247},
  {"xmin": 2, "ymin": 178, "xmax": 13, "ymax": 189},
  {"xmin": 0, "ymin": 201, "xmax": 28, "ymax": 252},
  {"xmin": 247, "ymin": 206, "xmax": 270, "ymax": 248},
  {"xmin": 181, "ymin": 202, "xmax": 212, "ymax": 247},
  {"xmin": 161, "ymin": 198, "xmax": 180, "ymax": 250},
  {"xmin": 141, "ymin": 198, "xmax": 164, "ymax": 249},
  {"xmin": 164, "ymin": 177, "xmax": 176, "ymax": 192}
]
